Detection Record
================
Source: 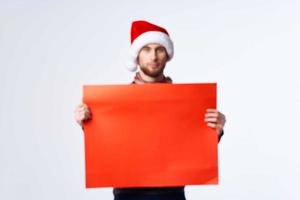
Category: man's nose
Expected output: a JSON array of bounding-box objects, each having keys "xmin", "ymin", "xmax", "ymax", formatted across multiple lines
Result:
[{"xmin": 150, "ymin": 50, "xmax": 157, "ymax": 60}]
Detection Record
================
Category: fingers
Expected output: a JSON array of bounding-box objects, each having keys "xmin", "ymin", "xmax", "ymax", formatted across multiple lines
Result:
[
  {"xmin": 83, "ymin": 110, "xmax": 91, "ymax": 120},
  {"xmin": 74, "ymin": 103, "xmax": 92, "ymax": 126},
  {"xmin": 204, "ymin": 109, "xmax": 226, "ymax": 130},
  {"xmin": 205, "ymin": 112, "xmax": 218, "ymax": 118},
  {"xmin": 206, "ymin": 122, "xmax": 217, "ymax": 128},
  {"xmin": 77, "ymin": 110, "xmax": 91, "ymax": 120},
  {"xmin": 204, "ymin": 117, "xmax": 217, "ymax": 123},
  {"xmin": 77, "ymin": 103, "xmax": 88, "ymax": 111},
  {"xmin": 77, "ymin": 106, "xmax": 90, "ymax": 113},
  {"xmin": 206, "ymin": 108, "xmax": 217, "ymax": 113},
  {"xmin": 204, "ymin": 109, "xmax": 220, "ymax": 123},
  {"xmin": 75, "ymin": 104, "xmax": 90, "ymax": 114}
]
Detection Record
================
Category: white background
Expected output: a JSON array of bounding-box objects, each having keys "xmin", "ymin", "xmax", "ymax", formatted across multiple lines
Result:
[{"xmin": 1, "ymin": 0, "xmax": 300, "ymax": 199}]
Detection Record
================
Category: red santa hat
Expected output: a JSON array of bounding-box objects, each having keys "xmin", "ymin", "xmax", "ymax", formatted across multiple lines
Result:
[{"xmin": 125, "ymin": 20, "xmax": 174, "ymax": 72}]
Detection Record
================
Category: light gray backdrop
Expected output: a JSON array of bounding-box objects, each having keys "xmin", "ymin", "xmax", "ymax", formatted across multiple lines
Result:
[{"xmin": 0, "ymin": 0, "xmax": 299, "ymax": 199}]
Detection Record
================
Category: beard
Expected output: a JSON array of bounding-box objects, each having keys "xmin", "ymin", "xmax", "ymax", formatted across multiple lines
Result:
[{"xmin": 140, "ymin": 64, "xmax": 166, "ymax": 78}]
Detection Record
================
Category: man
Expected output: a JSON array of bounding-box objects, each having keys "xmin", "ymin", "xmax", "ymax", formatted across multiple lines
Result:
[{"xmin": 74, "ymin": 20, "xmax": 226, "ymax": 200}]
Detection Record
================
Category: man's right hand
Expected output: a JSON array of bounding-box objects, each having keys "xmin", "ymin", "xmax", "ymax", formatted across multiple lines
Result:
[{"xmin": 74, "ymin": 103, "xmax": 91, "ymax": 127}]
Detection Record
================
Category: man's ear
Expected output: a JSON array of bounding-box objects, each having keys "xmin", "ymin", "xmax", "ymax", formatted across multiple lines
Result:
[
  {"xmin": 165, "ymin": 54, "xmax": 169, "ymax": 61},
  {"xmin": 136, "ymin": 55, "xmax": 140, "ymax": 65}
]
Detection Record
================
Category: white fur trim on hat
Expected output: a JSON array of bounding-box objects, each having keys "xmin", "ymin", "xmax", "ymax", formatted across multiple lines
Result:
[{"xmin": 126, "ymin": 31, "xmax": 174, "ymax": 72}]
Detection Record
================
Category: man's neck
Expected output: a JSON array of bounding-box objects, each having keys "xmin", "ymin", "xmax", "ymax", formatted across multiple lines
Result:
[{"xmin": 139, "ymin": 70, "xmax": 165, "ymax": 83}]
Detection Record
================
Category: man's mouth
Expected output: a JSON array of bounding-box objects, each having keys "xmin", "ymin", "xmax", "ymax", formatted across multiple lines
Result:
[{"xmin": 148, "ymin": 63, "xmax": 159, "ymax": 68}]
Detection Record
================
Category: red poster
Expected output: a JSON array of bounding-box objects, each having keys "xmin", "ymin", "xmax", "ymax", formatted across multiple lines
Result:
[{"xmin": 83, "ymin": 83, "xmax": 218, "ymax": 188}]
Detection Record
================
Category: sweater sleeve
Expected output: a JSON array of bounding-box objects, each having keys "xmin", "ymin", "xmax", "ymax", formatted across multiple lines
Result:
[{"xmin": 218, "ymin": 129, "xmax": 224, "ymax": 143}]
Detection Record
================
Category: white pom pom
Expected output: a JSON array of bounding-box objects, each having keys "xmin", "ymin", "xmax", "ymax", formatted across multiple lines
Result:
[
  {"xmin": 125, "ymin": 60, "xmax": 138, "ymax": 72},
  {"xmin": 125, "ymin": 50, "xmax": 138, "ymax": 72}
]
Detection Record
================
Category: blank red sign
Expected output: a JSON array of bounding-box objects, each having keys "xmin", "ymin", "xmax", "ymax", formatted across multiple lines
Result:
[{"xmin": 83, "ymin": 83, "xmax": 218, "ymax": 188}]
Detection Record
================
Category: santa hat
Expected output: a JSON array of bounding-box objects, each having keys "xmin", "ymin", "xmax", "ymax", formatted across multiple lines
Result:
[{"xmin": 125, "ymin": 20, "xmax": 174, "ymax": 72}]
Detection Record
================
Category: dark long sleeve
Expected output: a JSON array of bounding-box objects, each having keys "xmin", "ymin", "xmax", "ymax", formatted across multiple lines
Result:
[{"xmin": 218, "ymin": 129, "xmax": 224, "ymax": 143}]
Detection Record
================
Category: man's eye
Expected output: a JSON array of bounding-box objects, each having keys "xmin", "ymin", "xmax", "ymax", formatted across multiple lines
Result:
[
  {"xmin": 157, "ymin": 48, "xmax": 165, "ymax": 52},
  {"xmin": 142, "ymin": 47, "xmax": 150, "ymax": 51}
]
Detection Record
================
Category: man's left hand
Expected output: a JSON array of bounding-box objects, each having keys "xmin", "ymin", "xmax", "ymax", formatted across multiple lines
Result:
[{"xmin": 204, "ymin": 109, "xmax": 226, "ymax": 136}]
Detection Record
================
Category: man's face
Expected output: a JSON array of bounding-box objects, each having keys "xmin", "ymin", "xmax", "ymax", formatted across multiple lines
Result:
[{"xmin": 137, "ymin": 43, "xmax": 168, "ymax": 78}]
